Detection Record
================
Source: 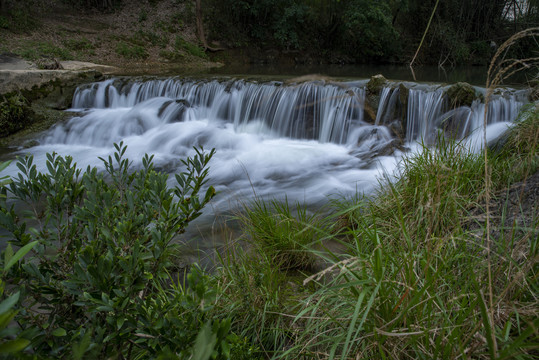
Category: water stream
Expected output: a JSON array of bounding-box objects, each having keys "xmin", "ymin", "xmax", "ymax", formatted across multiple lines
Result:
[{"xmin": 1, "ymin": 77, "xmax": 530, "ymax": 254}]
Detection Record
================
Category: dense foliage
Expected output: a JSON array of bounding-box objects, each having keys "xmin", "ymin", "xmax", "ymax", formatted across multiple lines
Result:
[
  {"xmin": 0, "ymin": 144, "xmax": 258, "ymax": 358},
  {"xmin": 205, "ymin": 0, "xmax": 538, "ymax": 64},
  {"xmin": 1, "ymin": 0, "xmax": 537, "ymax": 64}
]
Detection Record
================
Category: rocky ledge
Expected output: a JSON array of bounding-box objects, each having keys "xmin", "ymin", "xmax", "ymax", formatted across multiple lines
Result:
[{"xmin": 0, "ymin": 53, "xmax": 117, "ymax": 95}]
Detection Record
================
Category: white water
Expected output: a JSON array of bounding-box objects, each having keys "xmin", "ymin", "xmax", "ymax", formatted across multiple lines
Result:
[{"xmin": 4, "ymin": 78, "xmax": 529, "ymax": 217}]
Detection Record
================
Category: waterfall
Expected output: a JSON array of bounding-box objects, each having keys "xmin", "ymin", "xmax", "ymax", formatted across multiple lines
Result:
[
  {"xmin": 72, "ymin": 79, "xmax": 371, "ymax": 144},
  {"xmin": 3, "ymin": 77, "xmax": 526, "ymax": 214},
  {"xmin": 71, "ymin": 79, "xmax": 526, "ymax": 148}
]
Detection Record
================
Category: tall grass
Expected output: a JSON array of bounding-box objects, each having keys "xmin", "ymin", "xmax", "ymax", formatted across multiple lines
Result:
[
  {"xmin": 237, "ymin": 198, "xmax": 328, "ymax": 271},
  {"xmin": 213, "ymin": 103, "xmax": 538, "ymax": 359},
  {"xmin": 278, "ymin": 114, "xmax": 538, "ymax": 359}
]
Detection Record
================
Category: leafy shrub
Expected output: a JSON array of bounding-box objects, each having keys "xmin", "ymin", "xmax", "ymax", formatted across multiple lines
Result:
[
  {"xmin": 116, "ymin": 41, "xmax": 148, "ymax": 60},
  {"xmin": 0, "ymin": 5, "xmax": 39, "ymax": 33},
  {"xmin": 0, "ymin": 16, "xmax": 9, "ymax": 29},
  {"xmin": 0, "ymin": 144, "xmax": 256, "ymax": 358}
]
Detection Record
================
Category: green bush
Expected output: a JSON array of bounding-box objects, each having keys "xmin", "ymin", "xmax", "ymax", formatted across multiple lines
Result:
[
  {"xmin": 135, "ymin": 29, "xmax": 169, "ymax": 48},
  {"xmin": 0, "ymin": 144, "xmax": 255, "ymax": 358}
]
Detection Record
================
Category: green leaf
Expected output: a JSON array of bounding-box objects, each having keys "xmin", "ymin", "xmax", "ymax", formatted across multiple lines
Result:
[
  {"xmin": 52, "ymin": 328, "xmax": 67, "ymax": 337},
  {"xmin": 4, "ymin": 241, "xmax": 38, "ymax": 272},
  {"xmin": 0, "ymin": 292, "xmax": 20, "ymax": 314},
  {"xmin": 0, "ymin": 161, "xmax": 11, "ymax": 173},
  {"xmin": 0, "ymin": 338, "xmax": 30, "ymax": 353},
  {"xmin": 192, "ymin": 322, "xmax": 217, "ymax": 360},
  {"xmin": 0, "ymin": 310, "xmax": 16, "ymax": 329}
]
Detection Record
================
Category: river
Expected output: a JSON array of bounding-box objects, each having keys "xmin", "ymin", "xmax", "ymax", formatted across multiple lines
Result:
[{"xmin": 0, "ymin": 70, "xmax": 531, "ymax": 258}]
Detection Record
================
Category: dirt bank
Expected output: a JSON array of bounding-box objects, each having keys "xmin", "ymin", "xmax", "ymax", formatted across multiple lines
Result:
[{"xmin": 0, "ymin": 0, "xmax": 223, "ymax": 73}]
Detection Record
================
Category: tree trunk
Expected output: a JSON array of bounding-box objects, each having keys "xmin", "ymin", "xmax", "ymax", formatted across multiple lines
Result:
[{"xmin": 195, "ymin": 0, "xmax": 222, "ymax": 52}]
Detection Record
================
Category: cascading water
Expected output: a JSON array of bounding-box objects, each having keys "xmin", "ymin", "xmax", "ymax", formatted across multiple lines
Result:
[{"xmin": 6, "ymin": 78, "xmax": 529, "ymax": 216}]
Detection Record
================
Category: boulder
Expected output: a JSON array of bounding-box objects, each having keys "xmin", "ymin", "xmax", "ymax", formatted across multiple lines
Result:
[
  {"xmin": 446, "ymin": 82, "xmax": 479, "ymax": 108},
  {"xmin": 366, "ymin": 74, "xmax": 387, "ymax": 95}
]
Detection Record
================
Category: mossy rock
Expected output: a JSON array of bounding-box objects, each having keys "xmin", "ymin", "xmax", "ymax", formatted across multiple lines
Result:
[
  {"xmin": 366, "ymin": 74, "xmax": 387, "ymax": 95},
  {"xmin": 0, "ymin": 93, "xmax": 38, "ymax": 137},
  {"xmin": 446, "ymin": 82, "xmax": 479, "ymax": 108}
]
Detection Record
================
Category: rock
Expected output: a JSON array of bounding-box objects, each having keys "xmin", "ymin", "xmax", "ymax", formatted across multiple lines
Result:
[
  {"xmin": 0, "ymin": 93, "xmax": 37, "ymax": 137},
  {"xmin": 398, "ymin": 83, "xmax": 409, "ymax": 111},
  {"xmin": 388, "ymin": 119, "xmax": 404, "ymax": 140},
  {"xmin": 375, "ymin": 139, "xmax": 402, "ymax": 157},
  {"xmin": 529, "ymin": 84, "xmax": 539, "ymax": 102},
  {"xmin": 366, "ymin": 74, "xmax": 387, "ymax": 95},
  {"xmin": 35, "ymin": 57, "xmax": 63, "ymax": 70},
  {"xmin": 446, "ymin": 82, "xmax": 479, "ymax": 108}
]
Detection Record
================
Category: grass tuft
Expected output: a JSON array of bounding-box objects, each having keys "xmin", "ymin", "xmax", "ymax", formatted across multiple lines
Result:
[{"xmin": 237, "ymin": 198, "xmax": 325, "ymax": 271}]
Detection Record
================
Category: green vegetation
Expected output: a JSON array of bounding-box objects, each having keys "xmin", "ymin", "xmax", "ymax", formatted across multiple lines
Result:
[
  {"xmin": 1, "ymin": 0, "xmax": 537, "ymax": 66},
  {"xmin": 205, "ymin": 0, "xmax": 538, "ymax": 64},
  {"xmin": 64, "ymin": 37, "xmax": 95, "ymax": 52},
  {"xmin": 0, "ymin": 3, "xmax": 39, "ymax": 33},
  {"xmin": 135, "ymin": 29, "xmax": 169, "ymax": 48},
  {"xmin": 116, "ymin": 41, "xmax": 149, "ymax": 60},
  {"xmin": 238, "ymin": 198, "xmax": 326, "ymax": 271},
  {"xmin": 175, "ymin": 36, "xmax": 208, "ymax": 59},
  {"xmin": 0, "ymin": 101, "xmax": 537, "ymax": 358},
  {"xmin": 0, "ymin": 144, "xmax": 254, "ymax": 358},
  {"xmin": 14, "ymin": 41, "xmax": 73, "ymax": 61}
]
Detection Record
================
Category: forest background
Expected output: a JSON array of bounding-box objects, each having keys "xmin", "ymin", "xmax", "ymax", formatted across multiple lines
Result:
[{"xmin": 0, "ymin": 0, "xmax": 538, "ymax": 68}]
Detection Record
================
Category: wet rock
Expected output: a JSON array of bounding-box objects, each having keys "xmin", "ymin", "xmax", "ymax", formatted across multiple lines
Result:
[
  {"xmin": 364, "ymin": 75, "xmax": 388, "ymax": 123},
  {"xmin": 446, "ymin": 82, "xmax": 479, "ymax": 107},
  {"xmin": 366, "ymin": 74, "xmax": 387, "ymax": 95},
  {"xmin": 363, "ymin": 96, "xmax": 378, "ymax": 124},
  {"xmin": 375, "ymin": 139, "xmax": 402, "ymax": 157},
  {"xmin": 388, "ymin": 119, "xmax": 405, "ymax": 141}
]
